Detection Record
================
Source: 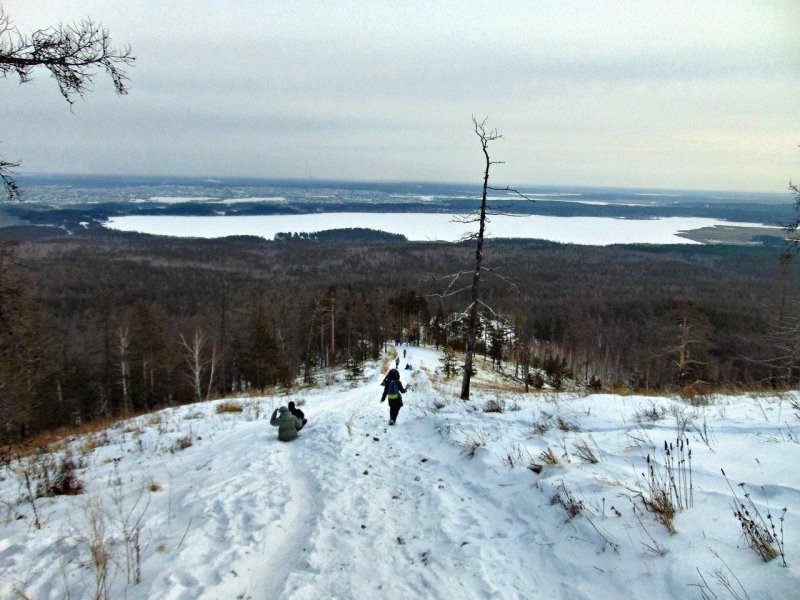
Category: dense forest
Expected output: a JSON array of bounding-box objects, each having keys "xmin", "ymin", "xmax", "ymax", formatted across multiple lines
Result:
[{"xmin": 1, "ymin": 225, "xmax": 798, "ymax": 444}]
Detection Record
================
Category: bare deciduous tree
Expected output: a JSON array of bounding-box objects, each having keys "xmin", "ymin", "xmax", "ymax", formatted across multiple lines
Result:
[
  {"xmin": 180, "ymin": 326, "xmax": 217, "ymax": 403},
  {"xmin": 0, "ymin": 5, "xmax": 134, "ymax": 199}
]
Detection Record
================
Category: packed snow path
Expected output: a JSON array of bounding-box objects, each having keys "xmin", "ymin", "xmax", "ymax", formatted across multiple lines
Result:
[
  {"xmin": 210, "ymin": 347, "xmax": 551, "ymax": 599},
  {"xmin": 1, "ymin": 347, "xmax": 798, "ymax": 599}
]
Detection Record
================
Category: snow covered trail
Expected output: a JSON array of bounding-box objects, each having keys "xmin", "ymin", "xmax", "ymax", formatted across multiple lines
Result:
[
  {"xmin": 275, "ymin": 348, "xmax": 556, "ymax": 599},
  {"xmin": 141, "ymin": 416, "xmax": 311, "ymax": 600},
  {"xmin": 193, "ymin": 435, "xmax": 321, "ymax": 600},
  {"xmin": 2, "ymin": 347, "xmax": 799, "ymax": 599}
]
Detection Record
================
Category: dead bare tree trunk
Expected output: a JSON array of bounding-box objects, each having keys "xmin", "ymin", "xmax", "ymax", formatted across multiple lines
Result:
[
  {"xmin": 676, "ymin": 313, "xmax": 690, "ymax": 382},
  {"xmin": 461, "ymin": 118, "xmax": 501, "ymax": 400},
  {"xmin": 329, "ymin": 287, "xmax": 336, "ymax": 363},
  {"xmin": 205, "ymin": 343, "xmax": 217, "ymax": 401},
  {"xmin": 117, "ymin": 326, "xmax": 130, "ymax": 414}
]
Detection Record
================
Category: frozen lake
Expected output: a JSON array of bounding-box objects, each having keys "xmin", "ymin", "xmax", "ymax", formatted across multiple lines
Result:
[{"xmin": 102, "ymin": 213, "xmax": 768, "ymax": 245}]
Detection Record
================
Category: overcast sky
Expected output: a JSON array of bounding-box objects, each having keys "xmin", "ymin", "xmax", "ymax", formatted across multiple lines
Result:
[{"xmin": 3, "ymin": 1, "xmax": 799, "ymax": 193}]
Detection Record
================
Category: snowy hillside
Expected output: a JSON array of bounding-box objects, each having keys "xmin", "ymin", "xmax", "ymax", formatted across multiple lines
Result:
[{"xmin": 1, "ymin": 347, "xmax": 798, "ymax": 599}]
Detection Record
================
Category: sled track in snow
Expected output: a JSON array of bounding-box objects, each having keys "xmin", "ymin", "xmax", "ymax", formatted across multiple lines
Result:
[
  {"xmin": 249, "ymin": 449, "xmax": 321, "ymax": 600},
  {"xmin": 197, "ymin": 435, "xmax": 322, "ymax": 600}
]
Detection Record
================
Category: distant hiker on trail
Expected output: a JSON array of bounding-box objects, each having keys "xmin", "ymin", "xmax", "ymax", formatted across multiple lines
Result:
[
  {"xmin": 395, "ymin": 356, "xmax": 401, "ymax": 369},
  {"xmin": 270, "ymin": 406, "xmax": 303, "ymax": 441},
  {"xmin": 380, "ymin": 368, "xmax": 408, "ymax": 425},
  {"xmin": 288, "ymin": 401, "xmax": 307, "ymax": 429},
  {"xmin": 403, "ymin": 349, "xmax": 407, "ymax": 359}
]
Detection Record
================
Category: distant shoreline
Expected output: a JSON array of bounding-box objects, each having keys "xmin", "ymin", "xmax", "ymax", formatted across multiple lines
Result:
[
  {"xmin": 15, "ymin": 173, "xmax": 791, "ymax": 202},
  {"xmin": 3, "ymin": 177, "xmax": 793, "ymax": 239}
]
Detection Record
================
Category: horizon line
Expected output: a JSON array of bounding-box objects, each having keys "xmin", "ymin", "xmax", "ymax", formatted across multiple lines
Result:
[{"xmin": 15, "ymin": 171, "xmax": 791, "ymax": 198}]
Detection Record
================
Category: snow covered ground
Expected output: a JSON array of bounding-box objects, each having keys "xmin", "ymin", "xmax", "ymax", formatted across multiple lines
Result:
[{"xmin": 1, "ymin": 347, "xmax": 798, "ymax": 599}]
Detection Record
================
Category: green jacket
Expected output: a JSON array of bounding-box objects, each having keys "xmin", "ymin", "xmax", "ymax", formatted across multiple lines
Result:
[{"xmin": 270, "ymin": 406, "xmax": 303, "ymax": 441}]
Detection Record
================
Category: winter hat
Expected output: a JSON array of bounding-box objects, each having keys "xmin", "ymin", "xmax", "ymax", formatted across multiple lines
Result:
[
  {"xmin": 278, "ymin": 406, "xmax": 288, "ymax": 413},
  {"xmin": 288, "ymin": 401, "xmax": 296, "ymax": 410}
]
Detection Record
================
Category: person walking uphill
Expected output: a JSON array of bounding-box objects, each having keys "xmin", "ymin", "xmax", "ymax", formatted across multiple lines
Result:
[
  {"xmin": 380, "ymin": 368, "xmax": 408, "ymax": 425},
  {"xmin": 270, "ymin": 406, "xmax": 303, "ymax": 441}
]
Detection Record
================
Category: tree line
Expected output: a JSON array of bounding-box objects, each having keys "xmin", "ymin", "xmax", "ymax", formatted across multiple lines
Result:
[{"xmin": 0, "ymin": 226, "xmax": 798, "ymax": 444}]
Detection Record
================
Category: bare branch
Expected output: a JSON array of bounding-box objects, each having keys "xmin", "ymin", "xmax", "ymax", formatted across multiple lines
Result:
[
  {"xmin": 477, "ymin": 300, "xmax": 513, "ymax": 324},
  {"xmin": 473, "ymin": 116, "xmax": 503, "ymax": 143},
  {"xmin": 457, "ymin": 231, "xmax": 480, "ymax": 243},
  {"xmin": 0, "ymin": 159, "xmax": 19, "ymax": 200},
  {"xmin": 428, "ymin": 270, "xmax": 474, "ymax": 299},
  {"xmin": 480, "ymin": 265, "xmax": 520, "ymax": 293},
  {"xmin": 451, "ymin": 213, "xmax": 485, "ymax": 224},
  {"xmin": 488, "ymin": 185, "xmax": 537, "ymax": 202},
  {"xmin": 781, "ymin": 179, "xmax": 800, "ymax": 264},
  {"xmin": 429, "ymin": 284, "xmax": 473, "ymax": 300},
  {"xmin": 0, "ymin": 10, "xmax": 135, "ymax": 103},
  {"xmin": 486, "ymin": 208, "xmax": 528, "ymax": 218},
  {"xmin": 0, "ymin": 6, "xmax": 134, "ymax": 200}
]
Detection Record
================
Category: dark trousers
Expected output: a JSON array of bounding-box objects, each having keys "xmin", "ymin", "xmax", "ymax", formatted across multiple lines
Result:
[{"xmin": 388, "ymin": 397, "xmax": 403, "ymax": 422}]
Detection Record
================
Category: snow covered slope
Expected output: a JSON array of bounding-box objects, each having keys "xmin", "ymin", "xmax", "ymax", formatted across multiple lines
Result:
[{"xmin": 1, "ymin": 347, "xmax": 798, "ymax": 599}]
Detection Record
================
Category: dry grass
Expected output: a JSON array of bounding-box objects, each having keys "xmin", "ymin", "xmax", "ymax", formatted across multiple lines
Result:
[
  {"xmin": 636, "ymin": 459, "xmax": 677, "ymax": 534},
  {"xmin": 640, "ymin": 485, "xmax": 676, "ymax": 534},
  {"xmin": 551, "ymin": 480, "xmax": 583, "ymax": 519},
  {"xmin": 539, "ymin": 447, "xmax": 559, "ymax": 465},
  {"xmin": 595, "ymin": 475, "xmax": 625, "ymax": 487},
  {"xmin": 381, "ymin": 350, "xmax": 398, "ymax": 373},
  {"xmin": 82, "ymin": 432, "xmax": 111, "ymax": 455},
  {"xmin": 680, "ymin": 383, "xmax": 714, "ymax": 407},
  {"xmin": 483, "ymin": 399, "xmax": 504, "ymax": 413},
  {"xmin": 723, "ymin": 471, "xmax": 786, "ymax": 565},
  {"xmin": 533, "ymin": 419, "xmax": 550, "ymax": 435},
  {"xmin": 215, "ymin": 401, "xmax": 244, "ymax": 414},
  {"xmin": 85, "ymin": 499, "xmax": 113, "ymax": 600},
  {"xmin": 1, "ymin": 416, "xmax": 124, "ymax": 461},
  {"xmin": 471, "ymin": 380, "xmax": 525, "ymax": 393},
  {"xmin": 633, "ymin": 401, "xmax": 666, "ymax": 423},
  {"xmin": 18, "ymin": 453, "xmax": 85, "ymax": 504},
  {"xmin": 573, "ymin": 436, "xmax": 599, "ymax": 464},
  {"xmin": 461, "ymin": 431, "xmax": 487, "ymax": 458},
  {"xmin": 604, "ymin": 385, "xmax": 673, "ymax": 397},
  {"xmin": 171, "ymin": 436, "xmax": 192, "ymax": 452},
  {"xmin": 556, "ymin": 417, "xmax": 580, "ymax": 432},
  {"xmin": 625, "ymin": 429, "xmax": 654, "ymax": 450}
]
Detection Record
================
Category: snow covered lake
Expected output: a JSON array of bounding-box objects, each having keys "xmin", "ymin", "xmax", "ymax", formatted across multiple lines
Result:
[{"xmin": 103, "ymin": 213, "xmax": 769, "ymax": 245}]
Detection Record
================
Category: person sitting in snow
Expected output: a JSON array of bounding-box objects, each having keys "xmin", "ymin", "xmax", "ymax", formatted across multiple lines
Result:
[
  {"xmin": 288, "ymin": 401, "xmax": 307, "ymax": 429},
  {"xmin": 270, "ymin": 405, "xmax": 303, "ymax": 441},
  {"xmin": 380, "ymin": 368, "xmax": 408, "ymax": 425}
]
